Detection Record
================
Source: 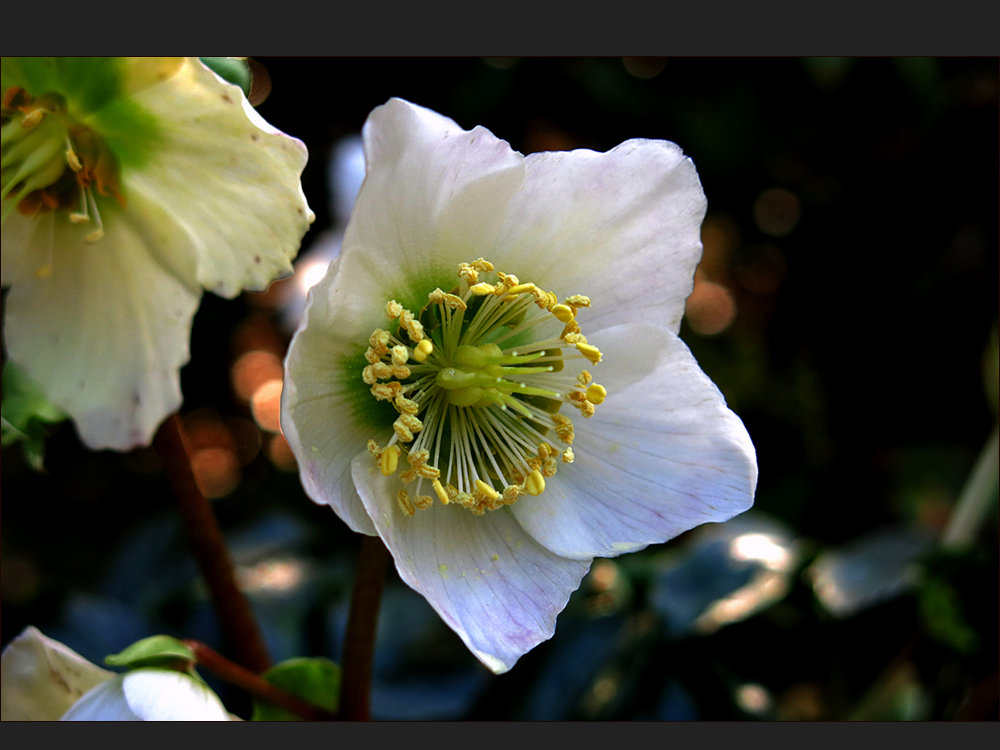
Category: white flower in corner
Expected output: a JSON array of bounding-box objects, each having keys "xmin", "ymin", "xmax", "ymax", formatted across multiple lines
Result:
[
  {"xmin": 281, "ymin": 99, "xmax": 757, "ymax": 673},
  {"xmin": 0, "ymin": 626, "xmax": 231, "ymax": 721},
  {"xmin": 1, "ymin": 57, "xmax": 313, "ymax": 450},
  {"xmin": 60, "ymin": 668, "xmax": 231, "ymax": 721}
]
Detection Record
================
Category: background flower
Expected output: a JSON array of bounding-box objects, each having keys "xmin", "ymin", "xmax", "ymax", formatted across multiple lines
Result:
[
  {"xmin": 282, "ymin": 99, "xmax": 757, "ymax": 672},
  {"xmin": 1, "ymin": 57, "xmax": 313, "ymax": 450}
]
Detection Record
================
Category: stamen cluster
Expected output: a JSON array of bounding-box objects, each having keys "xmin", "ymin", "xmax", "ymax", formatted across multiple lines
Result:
[
  {"xmin": 362, "ymin": 258, "xmax": 607, "ymax": 517},
  {"xmin": 1, "ymin": 86, "xmax": 124, "ymax": 259}
]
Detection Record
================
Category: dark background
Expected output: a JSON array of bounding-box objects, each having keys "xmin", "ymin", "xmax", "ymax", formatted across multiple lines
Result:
[{"xmin": 2, "ymin": 57, "xmax": 997, "ymax": 720}]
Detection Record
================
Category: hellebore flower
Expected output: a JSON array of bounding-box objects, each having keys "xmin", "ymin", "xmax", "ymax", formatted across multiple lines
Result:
[
  {"xmin": 1, "ymin": 57, "xmax": 313, "ymax": 450},
  {"xmin": 281, "ymin": 99, "xmax": 757, "ymax": 673},
  {"xmin": 0, "ymin": 626, "xmax": 232, "ymax": 720}
]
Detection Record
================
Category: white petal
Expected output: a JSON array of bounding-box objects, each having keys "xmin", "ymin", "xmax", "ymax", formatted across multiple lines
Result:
[
  {"xmin": 126, "ymin": 57, "xmax": 313, "ymax": 298},
  {"xmin": 0, "ymin": 209, "xmax": 39, "ymax": 285},
  {"xmin": 332, "ymin": 98, "xmax": 524, "ymax": 327},
  {"xmin": 4, "ymin": 204, "xmax": 200, "ymax": 450},
  {"xmin": 495, "ymin": 141, "xmax": 706, "ymax": 334},
  {"xmin": 1, "ymin": 626, "xmax": 114, "ymax": 721},
  {"xmin": 351, "ymin": 449, "xmax": 591, "ymax": 674},
  {"xmin": 510, "ymin": 323, "xmax": 757, "ymax": 560},
  {"xmin": 281, "ymin": 255, "xmax": 378, "ymax": 535},
  {"xmin": 62, "ymin": 668, "xmax": 231, "ymax": 721}
]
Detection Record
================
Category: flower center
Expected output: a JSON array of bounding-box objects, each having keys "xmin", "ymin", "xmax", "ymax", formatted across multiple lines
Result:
[
  {"xmin": 363, "ymin": 258, "xmax": 606, "ymax": 517},
  {"xmin": 1, "ymin": 86, "xmax": 125, "ymax": 268}
]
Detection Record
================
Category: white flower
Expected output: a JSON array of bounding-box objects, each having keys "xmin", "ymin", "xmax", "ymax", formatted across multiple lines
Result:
[
  {"xmin": 281, "ymin": 99, "xmax": 757, "ymax": 673},
  {"xmin": 0, "ymin": 626, "xmax": 231, "ymax": 720},
  {"xmin": 1, "ymin": 625, "xmax": 113, "ymax": 720},
  {"xmin": 60, "ymin": 668, "xmax": 231, "ymax": 721},
  {"xmin": 1, "ymin": 57, "xmax": 314, "ymax": 450}
]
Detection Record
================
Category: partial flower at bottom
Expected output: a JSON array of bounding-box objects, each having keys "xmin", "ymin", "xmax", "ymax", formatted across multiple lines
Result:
[
  {"xmin": 1, "ymin": 57, "xmax": 314, "ymax": 450},
  {"xmin": 0, "ymin": 626, "xmax": 232, "ymax": 720},
  {"xmin": 281, "ymin": 99, "xmax": 758, "ymax": 673}
]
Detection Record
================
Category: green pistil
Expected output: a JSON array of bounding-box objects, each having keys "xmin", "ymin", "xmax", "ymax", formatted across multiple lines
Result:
[{"xmin": 433, "ymin": 342, "xmax": 562, "ymax": 413}]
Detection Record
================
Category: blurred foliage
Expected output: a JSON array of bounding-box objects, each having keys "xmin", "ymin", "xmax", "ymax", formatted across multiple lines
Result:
[
  {"xmin": 252, "ymin": 657, "xmax": 340, "ymax": 721},
  {"xmin": 1, "ymin": 362, "xmax": 67, "ymax": 471},
  {"xmin": 2, "ymin": 57, "xmax": 997, "ymax": 720}
]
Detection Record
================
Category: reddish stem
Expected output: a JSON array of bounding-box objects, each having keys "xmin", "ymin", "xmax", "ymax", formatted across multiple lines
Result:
[
  {"xmin": 184, "ymin": 640, "xmax": 337, "ymax": 721},
  {"xmin": 153, "ymin": 413, "xmax": 271, "ymax": 674},
  {"xmin": 338, "ymin": 534, "xmax": 391, "ymax": 721}
]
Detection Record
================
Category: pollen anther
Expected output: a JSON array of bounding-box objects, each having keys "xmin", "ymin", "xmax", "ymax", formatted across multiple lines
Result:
[
  {"xmin": 525, "ymin": 470, "xmax": 546, "ymax": 496},
  {"xmin": 380, "ymin": 445, "xmax": 401, "ymax": 476}
]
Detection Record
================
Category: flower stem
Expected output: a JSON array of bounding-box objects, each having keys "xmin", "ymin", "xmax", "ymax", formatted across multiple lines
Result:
[
  {"xmin": 183, "ymin": 639, "xmax": 337, "ymax": 721},
  {"xmin": 941, "ymin": 423, "xmax": 999, "ymax": 551},
  {"xmin": 153, "ymin": 413, "xmax": 271, "ymax": 674},
  {"xmin": 339, "ymin": 534, "xmax": 391, "ymax": 721}
]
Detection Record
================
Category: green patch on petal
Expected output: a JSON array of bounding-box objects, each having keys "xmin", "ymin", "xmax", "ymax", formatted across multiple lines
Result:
[
  {"xmin": 251, "ymin": 657, "xmax": 340, "ymax": 721},
  {"xmin": 1, "ymin": 362, "xmax": 68, "ymax": 471},
  {"xmin": 336, "ymin": 267, "xmax": 458, "ymax": 432},
  {"xmin": 87, "ymin": 95, "xmax": 162, "ymax": 171},
  {"xmin": 2, "ymin": 57, "xmax": 163, "ymax": 171},
  {"xmin": 338, "ymin": 346, "xmax": 399, "ymax": 430},
  {"xmin": 105, "ymin": 635, "xmax": 196, "ymax": 670},
  {"xmin": 4, "ymin": 58, "xmax": 124, "ymax": 116}
]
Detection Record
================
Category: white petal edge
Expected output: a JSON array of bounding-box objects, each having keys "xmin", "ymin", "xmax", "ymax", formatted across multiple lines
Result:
[
  {"xmin": 338, "ymin": 98, "xmax": 705, "ymax": 337},
  {"xmin": 351, "ymin": 449, "xmax": 591, "ymax": 674},
  {"xmin": 61, "ymin": 668, "xmax": 231, "ymax": 721},
  {"xmin": 281, "ymin": 252, "xmax": 377, "ymax": 535},
  {"xmin": 126, "ymin": 57, "xmax": 313, "ymax": 298},
  {"xmin": 495, "ymin": 140, "xmax": 706, "ymax": 335},
  {"xmin": 330, "ymin": 98, "xmax": 525, "ymax": 335},
  {"xmin": 1, "ymin": 626, "xmax": 113, "ymax": 721},
  {"xmin": 3, "ymin": 202, "xmax": 200, "ymax": 450},
  {"xmin": 510, "ymin": 323, "xmax": 758, "ymax": 560}
]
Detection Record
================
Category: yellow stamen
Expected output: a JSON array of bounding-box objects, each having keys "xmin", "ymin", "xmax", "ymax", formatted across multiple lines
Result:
[
  {"xmin": 414, "ymin": 495, "xmax": 433, "ymax": 510},
  {"xmin": 413, "ymin": 339, "xmax": 433, "ymax": 363},
  {"xmin": 586, "ymin": 383, "xmax": 607, "ymax": 405},
  {"xmin": 20, "ymin": 108, "xmax": 45, "ymax": 129},
  {"xmin": 470, "ymin": 282, "xmax": 496, "ymax": 296},
  {"xmin": 391, "ymin": 345, "xmax": 408, "ymax": 366},
  {"xmin": 397, "ymin": 489, "xmax": 415, "ymax": 517},
  {"xmin": 505, "ymin": 283, "xmax": 535, "ymax": 296},
  {"xmin": 432, "ymin": 479, "xmax": 450, "ymax": 505},
  {"xmin": 380, "ymin": 445, "xmax": 401, "ymax": 476},
  {"xmin": 576, "ymin": 342, "xmax": 603, "ymax": 364},
  {"xmin": 551, "ymin": 304, "xmax": 575, "ymax": 323},
  {"xmin": 475, "ymin": 479, "xmax": 500, "ymax": 502},
  {"xmin": 471, "ymin": 258, "xmax": 494, "ymax": 272},
  {"xmin": 65, "ymin": 141, "xmax": 82, "ymax": 172},
  {"xmin": 525, "ymin": 470, "xmax": 546, "ymax": 496},
  {"xmin": 394, "ymin": 395, "xmax": 420, "ymax": 414}
]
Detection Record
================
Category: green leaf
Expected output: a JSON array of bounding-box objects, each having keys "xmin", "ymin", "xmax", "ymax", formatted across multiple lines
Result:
[
  {"xmin": 1, "ymin": 362, "xmax": 68, "ymax": 471},
  {"xmin": 199, "ymin": 58, "xmax": 252, "ymax": 97},
  {"xmin": 918, "ymin": 577, "xmax": 979, "ymax": 654},
  {"xmin": 105, "ymin": 635, "xmax": 196, "ymax": 670},
  {"xmin": 251, "ymin": 657, "xmax": 341, "ymax": 721}
]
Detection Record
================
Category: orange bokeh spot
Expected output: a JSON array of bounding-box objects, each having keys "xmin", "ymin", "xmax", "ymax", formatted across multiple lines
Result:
[
  {"xmin": 190, "ymin": 446, "xmax": 241, "ymax": 499},
  {"xmin": 266, "ymin": 432, "xmax": 298, "ymax": 471},
  {"xmin": 251, "ymin": 379, "xmax": 284, "ymax": 433},
  {"xmin": 232, "ymin": 350, "xmax": 283, "ymax": 402},
  {"xmin": 685, "ymin": 278, "xmax": 737, "ymax": 336}
]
